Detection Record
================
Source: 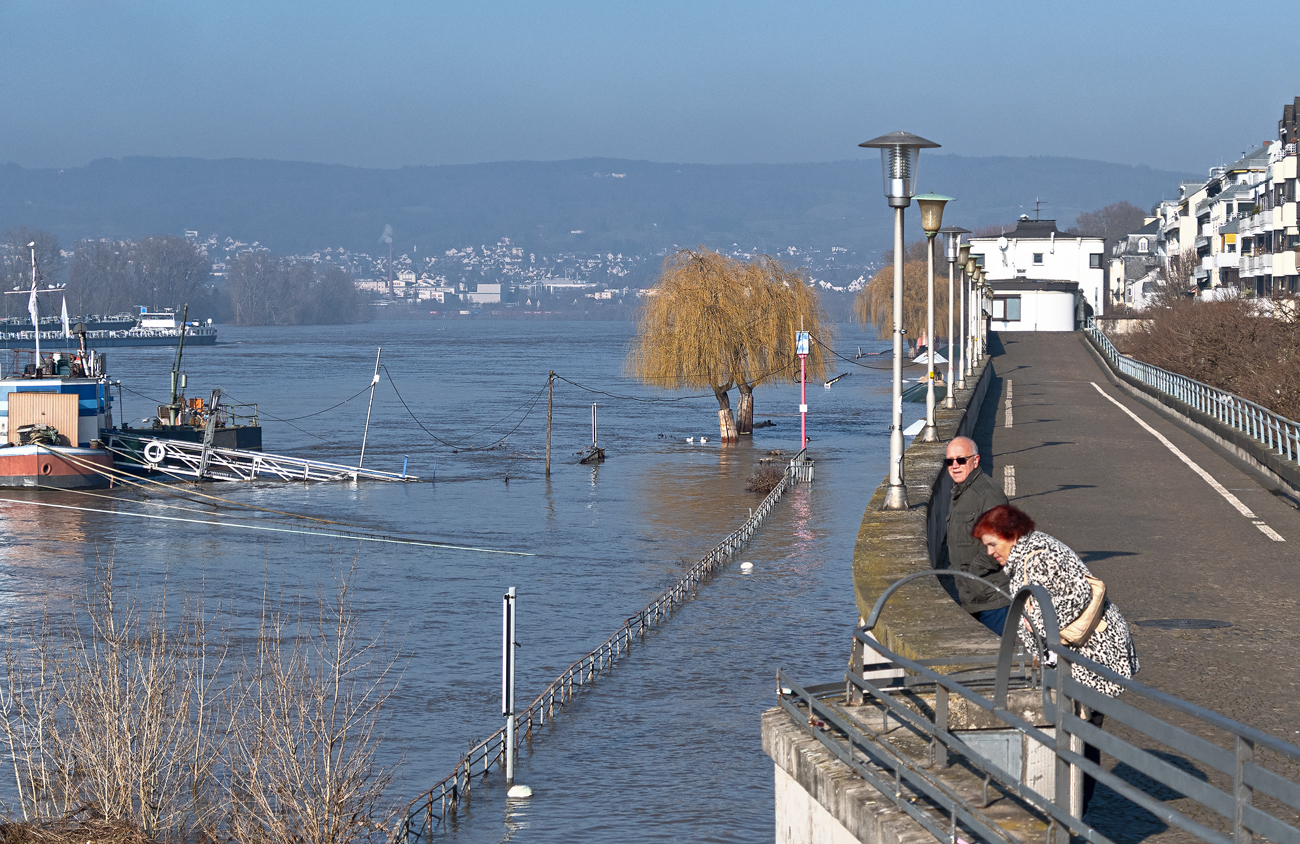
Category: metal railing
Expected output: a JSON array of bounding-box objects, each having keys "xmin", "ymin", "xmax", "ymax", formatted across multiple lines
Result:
[
  {"xmin": 1087, "ymin": 324, "xmax": 1300, "ymax": 464},
  {"xmin": 779, "ymin": 572, "xmax": 1300, "ymax": 844},
  {"xmin": 397, "ymin": 448, "xmax": 814, "ymax": 841}
]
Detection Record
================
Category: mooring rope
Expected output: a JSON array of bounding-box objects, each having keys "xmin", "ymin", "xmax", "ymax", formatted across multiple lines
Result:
[{"xmin": 0, "ymin": 496, "xmax": 535, "ymax": 556}]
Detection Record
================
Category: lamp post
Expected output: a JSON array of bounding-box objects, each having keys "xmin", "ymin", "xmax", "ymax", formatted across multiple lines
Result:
[
  {"xmin": 977, "ymin": 269, "xmax": 990, "ymax": 357},
  {"xmin": 915, "ymin": 194, "xmax": 952, "ymax": 442},
  {"xmin": 939, "ymin": 225, "xmax": 969, "ymax": 408},
  {"xmin": 859, "ymin": 131, "xmax": 940, "ymax": 511},
  {"xmin": 958, "ymin": 245, "xmax": 972, "ymax": 387}
]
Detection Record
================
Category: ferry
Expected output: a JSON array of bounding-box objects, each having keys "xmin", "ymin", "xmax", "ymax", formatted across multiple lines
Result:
[{"xmin": 0, "ymin": 308, "xmax": 217, "ymax": 349}]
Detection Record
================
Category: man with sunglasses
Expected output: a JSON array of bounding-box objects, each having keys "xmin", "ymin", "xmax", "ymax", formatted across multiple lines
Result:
[{"xmin": 941, "ymin": 436, "xmax": 1010, "ymax": 634}]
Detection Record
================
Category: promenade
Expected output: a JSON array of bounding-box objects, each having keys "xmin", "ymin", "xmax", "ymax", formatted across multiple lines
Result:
[{"xmin": 983, "ymin": 331, "xmax": 1300, "ymax": 838}]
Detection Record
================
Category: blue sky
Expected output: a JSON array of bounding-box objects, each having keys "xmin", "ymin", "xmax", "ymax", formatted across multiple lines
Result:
[{"xmin": 4, "ymin": 1, "xmax": 1295, "ymax": 172}]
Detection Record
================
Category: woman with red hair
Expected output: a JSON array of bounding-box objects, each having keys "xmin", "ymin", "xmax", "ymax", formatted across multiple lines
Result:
[{"xmin": 973, "ymin": 503, "xmax": 1139, "ymax": 813}]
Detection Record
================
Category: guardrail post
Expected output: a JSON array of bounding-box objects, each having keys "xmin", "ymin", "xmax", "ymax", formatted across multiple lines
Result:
[
  {"xmin": 1234, "ymin": 735, "xmax": 1255, "ymax": 843},
  {"xmin": 848, "ymin": 634, "xmax": 864, "ymax": 705},
  {"xmin": 932, "ymin": 685, "xmax": 949, "ymax": 769}
]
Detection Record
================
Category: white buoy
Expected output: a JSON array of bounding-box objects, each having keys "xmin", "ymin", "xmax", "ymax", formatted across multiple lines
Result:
[
  {"xmin": 507, "ymin": 784, "xmax": 533, "ymax": 798},
  {"xmin": 740, "ymin": 561, "xmax": 754, "ymax": 572}
]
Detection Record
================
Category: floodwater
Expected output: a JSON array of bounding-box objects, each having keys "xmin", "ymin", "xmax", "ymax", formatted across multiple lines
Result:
[{"xmin": 0, "ymin": 319, "xmax": 902, "ymax": 842}]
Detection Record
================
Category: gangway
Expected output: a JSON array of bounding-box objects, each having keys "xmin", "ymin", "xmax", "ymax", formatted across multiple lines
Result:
[{"xmin": 102, "ymin": 433, "xmax": 419, "ymax": 483}]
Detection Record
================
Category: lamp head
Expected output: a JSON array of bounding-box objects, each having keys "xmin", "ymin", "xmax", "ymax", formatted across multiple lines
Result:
[
  {"xmin": 940, "ymin": 224, "xmax": 969, "ymax": 259},
  {"xmin": 959, "ymin": 244, "xmax": 972, "ymax": 266},
  {"xmin": 915, "ymin": 194, "xmax": 954, "ymax": 238},
  {"xmin": 859, "ymin": 131, "xmax": 940, "ymax": 207}
]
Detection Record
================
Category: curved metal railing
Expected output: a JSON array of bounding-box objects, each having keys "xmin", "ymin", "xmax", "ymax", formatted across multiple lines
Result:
[
  {"xmin": 396, "ymin": 449, "xmax": 814, "ymax": 842},
  {"xmin": 1086, "ymin": 323, "xmax": 1300, "ymax": 463}
]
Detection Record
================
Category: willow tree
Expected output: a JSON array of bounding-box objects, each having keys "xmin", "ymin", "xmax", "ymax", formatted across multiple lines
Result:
[
  {"xmin": 855, "ymin": 239, "xmax": 952, "ymax": 348},
  {"xmin": 731, "ymin": 256, "xmax": 829, "ymax": 434},
  {"xmin": 628, "ymin": 248, "xmax": 830, "ymax": 442}
]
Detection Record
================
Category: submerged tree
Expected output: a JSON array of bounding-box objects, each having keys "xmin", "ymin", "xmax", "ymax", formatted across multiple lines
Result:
[
  {"xmin": 627, "ymin": 248, "xmax": 829, "ymax": 442},
  {"xmin": 854, "ymin": 238, "xmax": 951, "ymax": 346}
]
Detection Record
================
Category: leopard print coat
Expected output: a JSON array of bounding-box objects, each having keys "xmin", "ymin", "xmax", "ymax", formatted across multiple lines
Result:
[{"xmin": 1005, "ymin": 531, "xmax": 1140, "ymax": 697}]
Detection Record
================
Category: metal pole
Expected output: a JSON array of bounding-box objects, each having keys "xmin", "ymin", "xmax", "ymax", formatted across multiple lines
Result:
[
  {"xmin": 959, "ymin": 266, "xmax": 969, "ymax": 386},
  {"xmin": 502, "ymin": 587, "xmax": 517, "ymax": 785},
  {"xmin": 884, "ymin": 205, "xmax": 908, "ymax": 510},
  {"xmin": 799, "ymin": 353, "xmax": 807, "ymax": 449},
  {"xmin": 546, "ymin": 371, "xmax": 553, "ymax": 476},
  {"xmin": 591, "ymin": 402, "xmax": 597, "ymax": 447},
  {"xmin": 920, "ymin": 235, "xmax": 938, "ymax": 441},
  {"xmin": 29, "ymin": 245, "xmax": 39, "ymax": 362},
  {"xmin": 359, "ymin": 347, "xmax": 382, "ymax": 468},
  {"xmin": 945, "ymin": 256, "xmax": 956, "ymax": 408}
]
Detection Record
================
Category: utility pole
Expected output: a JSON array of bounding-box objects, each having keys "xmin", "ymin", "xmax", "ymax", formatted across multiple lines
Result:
[
  {"xmin": 546, "ymin": 371, "xmax": 553, "ymax": 476},
  {"xmin": 502, "ymin": 587, "xmax": 517, "ymax": 785}
]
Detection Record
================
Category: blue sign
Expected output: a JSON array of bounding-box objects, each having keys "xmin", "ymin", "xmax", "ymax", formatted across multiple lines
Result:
[{"xmin": 796, "ymin": 331, "xmax": 810, "ymax": 356}]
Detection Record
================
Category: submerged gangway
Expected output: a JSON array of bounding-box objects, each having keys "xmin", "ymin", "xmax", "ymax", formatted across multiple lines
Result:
[{"xmin": 101, "ymin": 433, "xmax": 418, "ymax": 483}]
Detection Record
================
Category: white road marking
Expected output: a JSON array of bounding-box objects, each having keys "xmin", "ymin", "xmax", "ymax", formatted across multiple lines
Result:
[
  {"xmin": 1090, "ymin": 382, "xmax": 1284, "ymax": 542},
  {"xmin": 1004, "ymin": 464, "xmax": 1016, "ymax": 497},
  {"xmin": 1005, "ymin": 380, "xmax": 1013, "ymax": 428}
]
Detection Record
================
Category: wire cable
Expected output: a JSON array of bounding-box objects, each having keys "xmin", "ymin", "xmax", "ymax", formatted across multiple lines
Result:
[
  {"xmin": 381, "ymin": 366, "xmax": 548, "ymax": 452},
  {"xmin": 0, "ymin": 496, "xmax": 535, "ymax": 556}
]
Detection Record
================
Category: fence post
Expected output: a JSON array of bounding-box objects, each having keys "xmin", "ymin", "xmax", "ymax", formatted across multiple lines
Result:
[{"xmin": 1234, "ymin": 735, "xmax": 1255, "ymax": 843}]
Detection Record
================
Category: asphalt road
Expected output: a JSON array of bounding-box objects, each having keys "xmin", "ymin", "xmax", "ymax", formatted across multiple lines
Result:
[{"xmin": 980, "ymin": 331, "xmax": 1300, "ymax": 841}]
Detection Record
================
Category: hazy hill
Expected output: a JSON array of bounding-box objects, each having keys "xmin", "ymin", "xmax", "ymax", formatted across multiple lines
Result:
[{"xmin": 0, "ymin": 155, "xmax": 1195, "ymax": 260}]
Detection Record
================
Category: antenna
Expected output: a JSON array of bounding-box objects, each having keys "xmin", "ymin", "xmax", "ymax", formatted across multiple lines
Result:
[{"xmin": 1034, "ymin": 198, "xmax": 1044, "ymax": 220}]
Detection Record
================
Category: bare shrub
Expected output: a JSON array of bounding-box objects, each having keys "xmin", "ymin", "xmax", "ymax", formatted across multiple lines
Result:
[
  {"xmin": 1122, "ymin": 299, "xmax": 1300, "ymax": 420},
  {"xmin": 222, "ymin": 572, "xmax": 400, "ymax": 844},
  {"xmin": 746, "ymin": 465, "xmax": 785, "ymax": 493},
  {"xmin": 0, "ymin": 563, "xmax": 401, "ymax": 844}
]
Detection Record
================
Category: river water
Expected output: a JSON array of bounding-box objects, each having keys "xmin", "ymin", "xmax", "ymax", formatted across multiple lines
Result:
[{"xmin": 0, "ymin": 319, "xmax": 897, "ymax": 842}]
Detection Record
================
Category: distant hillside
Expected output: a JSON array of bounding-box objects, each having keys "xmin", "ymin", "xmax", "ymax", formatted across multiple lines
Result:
[{"xmin": 0, "ymin": 155, "xmax": 1194, "ymax": 260}]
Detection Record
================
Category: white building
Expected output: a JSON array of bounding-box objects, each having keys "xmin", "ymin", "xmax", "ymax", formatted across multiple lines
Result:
[
  {"xmin": 464, "ymin": 283, "xmax": 502, "ymax": 305},
  {"xmin": 968, "ymin": 218, "xmax": 1105, "ymax": 331}
]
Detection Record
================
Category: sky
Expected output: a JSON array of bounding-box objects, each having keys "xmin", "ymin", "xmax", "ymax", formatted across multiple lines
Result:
[{"xmin": 3, "ymin": 1, "xmax": 1297, "ymax": 174}]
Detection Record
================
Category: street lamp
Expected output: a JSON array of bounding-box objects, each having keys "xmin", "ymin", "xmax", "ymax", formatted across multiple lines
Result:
[
  {"xmin": 964, "ymin": 255, "xmax": 979, "ymax": 377},
  {"xmin": 958, "ymin": 245, "xmax": 972, "ymax": 387},
  {"xmin": 915, "ymin": 193, "xmax": 952, "ymax": 442},
  {"xmin": 940, "ymin": 225, "xmax": 969, "ymax": 408},
  {"xmin": 860, "ymin": 131, "xmax": 940, "ymax": 511}
]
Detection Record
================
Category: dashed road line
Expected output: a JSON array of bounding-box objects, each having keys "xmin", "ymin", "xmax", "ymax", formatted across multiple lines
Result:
[
  {"xmin": 1090, "ymin": 382, "xmax": 1284, "ymax": 542},
  {"xmin": 1004, "ymin": 464, "xmax": 1016, "ymax": 497},
  {"xmin": 1005, "ymin": 380, "xmax": 1013, "ymax": 428}
]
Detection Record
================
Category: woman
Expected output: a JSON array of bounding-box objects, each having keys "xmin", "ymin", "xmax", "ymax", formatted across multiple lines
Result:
[{"xmin": 972, "ymin": 504, "xmax": 1139, "ymax": 811}]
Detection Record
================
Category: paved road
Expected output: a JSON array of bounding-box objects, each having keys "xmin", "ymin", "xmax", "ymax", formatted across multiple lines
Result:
[{"xmin": 980, "ymin": 331, "xmax": 1300, "ymax": 841}]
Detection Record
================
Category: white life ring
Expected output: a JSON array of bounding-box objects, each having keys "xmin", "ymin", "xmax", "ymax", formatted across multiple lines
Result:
[{"xmin": 143, "ymin": 440, "xmax": 166, "ymax": 464}]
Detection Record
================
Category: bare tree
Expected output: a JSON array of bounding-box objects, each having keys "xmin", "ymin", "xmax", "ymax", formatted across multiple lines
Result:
[
  {"xmin": 854, "ymin": 238, "xmax": 952, "ymax": 346},
  {"xmin": 223, "ymin": 568, "xmax": 400, "ymax": 844},
  {"xmin": 131, "ymin": 236, "xmax": 211, "ymax": 314},
  {"xmin": 68, "ymin": 240, "xmax": 137, "ymax": 315}
]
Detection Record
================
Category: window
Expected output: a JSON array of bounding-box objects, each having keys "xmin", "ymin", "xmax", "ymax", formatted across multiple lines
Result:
[
  {"xmin": 1089, "ymin": 253, "xmax": 1104, "ymax": 269},
  {"xmin": 1032, "ymin": 253, "xmax": 1044, "ymax": 265},
  {"xmin": 992, "ymin": 296, "xmax": 1021, "ymax": 321},
  {"xmin": 1138, "ymin": 238, "xmax": 1149, "ymax": 253}
]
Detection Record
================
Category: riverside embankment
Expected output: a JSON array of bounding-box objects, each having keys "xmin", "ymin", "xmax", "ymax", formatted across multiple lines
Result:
[{"xmin": 764, "ymin": 329, "xmax": 1300, "ymax": 844}]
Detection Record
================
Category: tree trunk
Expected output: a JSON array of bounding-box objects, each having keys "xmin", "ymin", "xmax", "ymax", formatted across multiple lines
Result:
[
  {"xmin": 713, "ymin": 385, "xmax": 739, "ymax": 443},
  {"xmin": 736, "ymin": 382, "xmax": 754, "ymax": 435}
]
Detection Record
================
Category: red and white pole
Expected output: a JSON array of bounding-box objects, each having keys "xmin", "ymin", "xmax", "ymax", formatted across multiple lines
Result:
[{"xmin": 796, "ymin": 330, "xmax": 810, "ymax": 451}]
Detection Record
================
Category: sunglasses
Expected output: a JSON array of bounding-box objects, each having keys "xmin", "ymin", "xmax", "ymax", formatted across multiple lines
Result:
[{"xmin": 944, "ymin": 456, "xmax": 974, "ymax": 467}]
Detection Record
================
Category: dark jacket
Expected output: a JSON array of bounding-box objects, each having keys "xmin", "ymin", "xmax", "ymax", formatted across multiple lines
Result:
[{"xmin": 944, "ymin": 466, "xmax": 1010, "ymax": 613}]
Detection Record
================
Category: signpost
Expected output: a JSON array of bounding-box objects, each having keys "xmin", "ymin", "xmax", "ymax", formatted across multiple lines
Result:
[{"xmin": 796, "ymin": 331, "xmax": 810, "ymax": 450}]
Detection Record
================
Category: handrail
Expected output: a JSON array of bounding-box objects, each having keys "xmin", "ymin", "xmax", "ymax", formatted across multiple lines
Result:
[
  {"xmin": 396, "ymin": 448, "xmax": 815, "ymax": 842},
  {"xmin": 780, "ymin": 577, "xmax": 1300, "ymax": 844},
  {"xmin": 1086, "ymin": 323, "xmax": 1300, "ymax": 464}
]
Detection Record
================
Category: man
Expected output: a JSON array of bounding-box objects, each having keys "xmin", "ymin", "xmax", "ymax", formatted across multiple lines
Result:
[{"xmin": 942, "ymin": 436, "xmax": 1010, "ymax": 634}]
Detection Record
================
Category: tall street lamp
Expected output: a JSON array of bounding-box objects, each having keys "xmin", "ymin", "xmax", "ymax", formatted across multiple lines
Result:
[
  {"xmin": 915, "ymin": 193, "xmax": 952, "ymax": 441},
  {"xmin": 940, "ymin": 225, "xmax": 969, "ymax": 408},
  {"xmin": 958, "ymin": 245, "xmax": 972, "ymax": 387},
  {"xmin": 860, "ymin": 131, "xmax": 940, "ymax": 511},
  {"xmin": 965, "ymin": 256, "xmax": 979, "ymax": 377}
]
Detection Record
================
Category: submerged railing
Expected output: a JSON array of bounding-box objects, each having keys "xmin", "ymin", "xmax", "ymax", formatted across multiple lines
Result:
[
  {"xmin": 1086, "ymin": 323, "xmax": 1300, "ymax": 463},
  {"xmin": 779, "ymin": 572, "xmax": 1300, "ymax": 844},
  {"xmin": 397, "ymin": 448, "xmax": 814, "ymax": 841}
]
